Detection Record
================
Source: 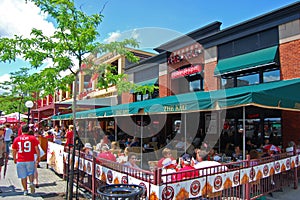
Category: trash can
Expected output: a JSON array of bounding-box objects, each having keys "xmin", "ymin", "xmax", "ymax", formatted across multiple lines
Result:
[{"xmin": 97, "ymin": 184, "xmax": 144, "ymax": 200}]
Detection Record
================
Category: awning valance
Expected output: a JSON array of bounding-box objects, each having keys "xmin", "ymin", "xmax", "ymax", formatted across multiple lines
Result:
[
  {"xmin": 214, "ymin": 46, "xmax": 279, "ymax": 76},
  {"xmin": 52, "ymin": 78, "xmax": 300, "ymax": 120}
]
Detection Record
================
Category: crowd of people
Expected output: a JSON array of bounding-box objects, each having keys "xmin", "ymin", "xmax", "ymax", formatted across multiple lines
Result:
[
  {"xmin": 0, "ymin": 123, "xmax": 46, "ymax": 196},
  {"xmin": 1, "ymin": 120, "xmax": 298, "ymax": 196}
]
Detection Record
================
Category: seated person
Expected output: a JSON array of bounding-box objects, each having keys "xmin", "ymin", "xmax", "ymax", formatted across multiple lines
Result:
[
  {"xmin": 157, "ymin": 148, "xmax": 175, "ymax": 168},
  {"xmin": 123, "ymin": 153, "xmax": 140, "ymax": 169},
  {"xmin": 205, "ymin": 148, "xmax": 217, "ymax": 161},
  {"xmin": 130, "ymin": 137, "xmax": 140, "ymax": 147},
  {"xmin": 177, "ymin": 154, "xmax": 198, "ymax": 180},
  {"xmin": 286, "ymin": 141, "xmax": 295, "ymax": 154},
  {"xmin": 161, "ymin": 158, "xmax": 177, "ymax": 182},
  {"xmin": 192, "ymin": 148, "xmax": 206, "ymax": 165},
  {"xmin": 246, "ymin": 139, "xmax": 255, "ymax": 153},
  {"xmin": 97, "ymin": 144, "xmax": 116, "ymax": 162},
  {"xmin": 95, "ymin": 135, "xmax": 111, "ymax": 151},
  {"xmin": 109, "ymin": 141, "xmax": 121, "ymax": 155},
  {"xmin": 124, "ymin": 137, "xmax": 132, "ymax": 147},
  {"xmin": 83, "ymin": 143, "xmax": 94, "ymax": 159},
  {"xmin": 232, "ymin": 146, "xmax": 243, "ymax": 161}
]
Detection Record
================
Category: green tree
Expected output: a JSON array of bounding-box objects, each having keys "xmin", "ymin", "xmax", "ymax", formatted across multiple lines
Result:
[
  {"xmin": 0, "ymin": 67, "xmax": 37, "ymax": 120},
  {"xmin": 0, "ymin": 0, "xmax": 150, "ymax": 199}
]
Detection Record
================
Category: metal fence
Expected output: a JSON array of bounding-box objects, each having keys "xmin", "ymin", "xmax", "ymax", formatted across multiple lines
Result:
[{"xmin": 63, "ymin": 148, "xmax": 299, "ymax": 200}]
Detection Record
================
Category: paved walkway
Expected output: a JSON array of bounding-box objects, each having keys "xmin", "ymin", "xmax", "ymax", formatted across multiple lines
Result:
[{"xmin": 0, "ymin": 158, "xmax": 69, "ymax": 199}]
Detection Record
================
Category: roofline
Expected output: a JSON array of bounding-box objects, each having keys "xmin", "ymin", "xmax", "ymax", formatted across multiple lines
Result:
[
  {"xmin": 126, "ymin": 51, "xmax": 167, "ymax": 70},
  {"xmin": 199, "ymin": 1, "xmax": 300, "ymax": 47},
  {"xmin": 154, "ymin": 21, "xmax": 222, "ymax": 53}
]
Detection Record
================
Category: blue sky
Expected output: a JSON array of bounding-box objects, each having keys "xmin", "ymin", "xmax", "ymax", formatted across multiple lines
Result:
[{"xmin": 0, "ymin": 0, "xmax": 298, "ymax": 80}]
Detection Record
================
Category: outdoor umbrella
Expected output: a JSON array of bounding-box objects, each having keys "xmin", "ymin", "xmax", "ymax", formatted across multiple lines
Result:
[
  {"xmin": 4, "ymin": 112, "xmax": 28, "ymax": 120},
  {"xmin": 263, "ymin": 144, "xmax": 281, "ymax": 152}
]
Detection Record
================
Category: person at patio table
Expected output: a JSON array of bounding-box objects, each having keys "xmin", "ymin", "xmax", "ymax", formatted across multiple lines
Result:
[
  {"xmin": 97, "ymin": 144, "xmax": 116, "ymax": 162},
  {"xmin": 232, "ymin": 145, "xmax": 243, "ymax": 161},
  {"xmin": 192, "ymin": 148, "xmax": 206, "ymax": 165},
  {"xmin": 123, "ymin": 153, "xmax": 140, "ymax": 169},
  {"xmin": 161, "ymin": 158, "xmax": 177, "ymax": 182},
  {"xmin": 246, "ymin": 139, "xmax": 256, "ymax": 153},
  {"xmin": 95, "ymin": 135, "xmax": 111, "ymax": 151},
  {"xmin": 109, "ymin": 141, "xmax": 122, "ymax": 158},
  {"xmin": 177, "ymin": 153, "xmax": 198, "ymax": 181},
  {"xmin": 285, "ymin": 141, "xmax": 295, "ymax": 155},
  {"xmin": 205, "ymin": 148, "xmax": 217, "ymax": 161},
  {"xmin": 129, "ymin": 136, "xmax": 140, "ymax": 147},
  {"xmin": 157, "ymin": 148, "xmax": 175, "ymax": 168},
  {"xmin": 82, "ymin": 143, "xmax": 94, "ymax": 159}
]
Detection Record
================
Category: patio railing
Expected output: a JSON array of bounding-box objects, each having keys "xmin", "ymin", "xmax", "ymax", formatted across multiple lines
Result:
[{"xmin": 61, "ymin": 147, "xmax": 299, "ymax": 200}]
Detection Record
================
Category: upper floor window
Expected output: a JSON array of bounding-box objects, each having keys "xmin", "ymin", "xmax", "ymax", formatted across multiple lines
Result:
[{"xmin": 221, "ymin": 68, "xmax": 280, "ymax": 89}]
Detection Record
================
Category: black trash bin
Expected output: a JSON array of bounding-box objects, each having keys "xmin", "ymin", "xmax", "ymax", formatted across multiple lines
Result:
[{"xmin": 97, "ymin": 184, "xmax": 144, "ymax": 200}]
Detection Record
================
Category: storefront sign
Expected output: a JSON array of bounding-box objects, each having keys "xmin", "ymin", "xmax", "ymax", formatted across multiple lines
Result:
[
  {"xmin": 167, "ymin": 48, "xmax": 202, "ymax": 65},
  {"xmin": 171, "ymin": 65, "xmax": 203, "ymax": 79},
  {"xmin": 163, "ymin": 104, "xmax": 186, "ymax": 112}
]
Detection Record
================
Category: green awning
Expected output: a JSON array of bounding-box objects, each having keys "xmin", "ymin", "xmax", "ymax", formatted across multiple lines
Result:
[
  {"xmin": 136, "ymin": 78, "xmax": 158, "ymax": 86},
  {"xmin": 214, "ymin": 46, "xmax": 279, "ymax": 76},
  {"xmin": 52, "ymin": 78, "xmax": 300, "ymax": 120}
]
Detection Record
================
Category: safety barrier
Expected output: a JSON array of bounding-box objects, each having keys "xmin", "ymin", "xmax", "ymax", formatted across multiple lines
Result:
[{"xmin": 61, "ymin": 148, "xmax": 299, "ymax": 200}]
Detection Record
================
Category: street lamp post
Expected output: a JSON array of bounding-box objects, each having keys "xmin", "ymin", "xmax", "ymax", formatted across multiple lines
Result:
[{"xmin": 25, "ymin": 100, "xmax": 34, "ymax": 125}]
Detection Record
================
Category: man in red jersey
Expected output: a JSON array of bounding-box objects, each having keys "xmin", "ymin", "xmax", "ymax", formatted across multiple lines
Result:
[{"xmin": 12, "ymin": 125, "xmax": 40, "ymax": 196}]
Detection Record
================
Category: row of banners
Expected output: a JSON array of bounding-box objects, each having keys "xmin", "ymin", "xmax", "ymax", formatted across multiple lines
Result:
[{"xmin": 47, "ymin": 142, "xmax": 299, "ymax": 200}]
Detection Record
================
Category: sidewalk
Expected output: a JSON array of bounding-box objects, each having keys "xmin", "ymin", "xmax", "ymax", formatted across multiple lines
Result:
[{"xmin": 0, "ymin": 158, "xmax": 68, "ymax": 199}]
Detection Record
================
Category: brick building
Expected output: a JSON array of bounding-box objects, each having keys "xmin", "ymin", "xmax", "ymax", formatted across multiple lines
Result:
[
  {"xmin": 123, "ymin": 2, "xmax": 300, "ymax": 148},
  {"xmin": 53, "ymin": 2, "xmax": 300, "ymax": 149}
]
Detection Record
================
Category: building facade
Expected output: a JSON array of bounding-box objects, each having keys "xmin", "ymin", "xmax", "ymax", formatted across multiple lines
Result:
[
  {"xmin": 123, "ymin": 2, "xmax": 300, "ymax": 147},
  {"xmin": 33, "ymin": 48, "xmax": 154, "ymax": 126}
]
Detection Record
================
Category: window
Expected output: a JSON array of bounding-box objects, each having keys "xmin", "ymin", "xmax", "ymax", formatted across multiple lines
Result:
[
  {"xmin": 221, "ymin": 78, "xmax": 234, "ymax": 89},
  {"xmin": 237, "ymin": 73, "xmax": 259, "ymax": 87},
  {"xmin": 263, "ymin": 69, "xmax": 280, "ymax": 83},
  {"xmin": 188, "ymin": 73, "xmax": 203, "ymax": 92},
  {"xmin": 221, "ymin": 67, "xmax": 280, "ymax": 89},
  {"xmin": 190, "ymin": 79, "xmax": 201, "ymax": 91}
]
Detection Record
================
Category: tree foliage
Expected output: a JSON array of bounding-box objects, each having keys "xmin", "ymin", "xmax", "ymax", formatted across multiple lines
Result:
[
  {"xmin": 0, "ymin": 0, "xmax": 143, "ymax": 100},
  {"xmin": 0, "ymin": 68, "xmax": 36, "ymax": 114}
]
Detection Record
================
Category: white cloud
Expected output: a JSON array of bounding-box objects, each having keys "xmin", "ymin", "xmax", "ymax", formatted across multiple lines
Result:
[
  {"xmin": 0, "ymin": 74, "xmax": 11, "ymax": 94},
  {"xmin": 103, "ymin": 27, "xmax": 183, "ymax": 52},
  {"xmin": 0, "ymin": 0, "xmax": 55, "ymax": 38},
  {"xmin": 131, "ymin": 29, "xmax": 139, "ymax": 40},
  {"xmin": 104, "ymin": 31, "xmax": 122, "ymax": 43},
  {"xmin": 0, "ymin": 74, "xmax": 11, "ymax": 83},
  {"xmin": 264, "ymin": 75, "xmax": 279, "ymax": 82}
]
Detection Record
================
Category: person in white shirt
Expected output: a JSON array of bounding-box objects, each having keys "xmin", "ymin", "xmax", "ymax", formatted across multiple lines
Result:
[
  {"xmin": 51, "ymin": 125, "xmax": 62, "ymax": 145},
  {"xmin": 161, "ymin": 158, "xmax": 177, "ymax": 183},
  {"xmin": 4, "ymin": 123, "xmax": 13, "ymax": 154}
]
